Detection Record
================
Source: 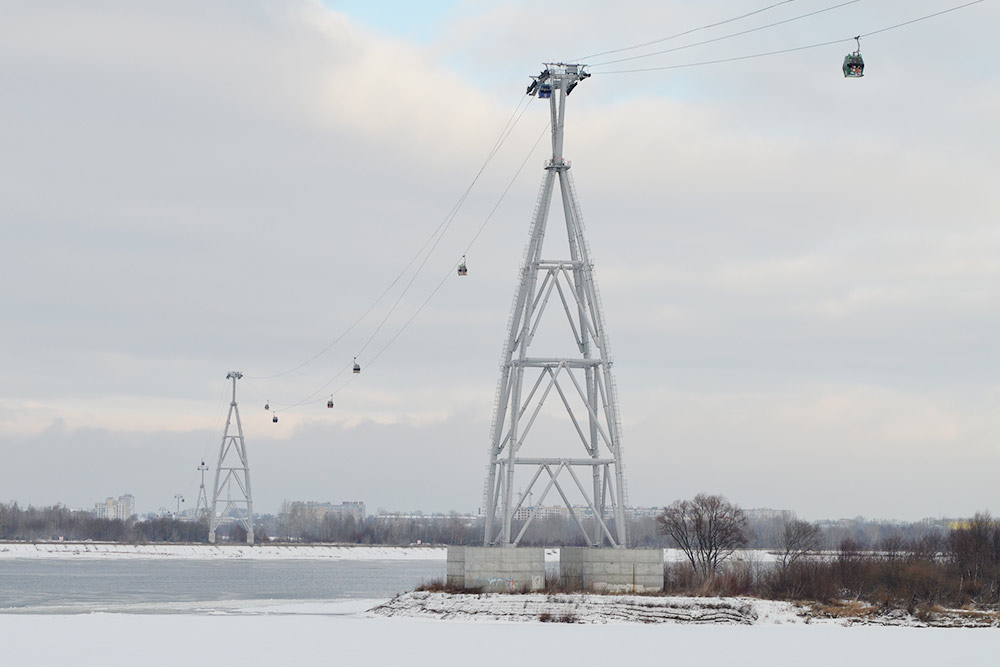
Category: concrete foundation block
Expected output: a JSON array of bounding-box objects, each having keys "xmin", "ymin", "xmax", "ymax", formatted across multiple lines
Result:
[
  {"xmin": 559, "ymin": 547, "xmax": 664, "ymax": 592},
  {"xmin": 446, "ymin": 546, "xmax": 546, "ymax": 592}
]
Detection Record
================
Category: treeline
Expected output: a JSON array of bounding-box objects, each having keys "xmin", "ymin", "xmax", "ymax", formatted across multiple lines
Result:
[
  {"xmin": 669, "ymin": 514, "xmax": 1000, "ymax": 610},
  {"xmin": 0, "ymin": 500, "xmax": 965, "ymax": 551},
  {"xmin": 259, "ymin": 510, "xmax": 953, "ymax": 549},
  {"xmin": 260, "ymin": 511, "xmax": 478, "ymax": 546},
  {"xmin": 0, "ymin": 503, "xmax": 207, "ymax": 543},
  {"xmin": 632, "ymin": 514, "xmax": 950, "ymax": 551},
  {"xmin": 649, "ymin": 494, "xmax": 1000, "ymax": 610}
]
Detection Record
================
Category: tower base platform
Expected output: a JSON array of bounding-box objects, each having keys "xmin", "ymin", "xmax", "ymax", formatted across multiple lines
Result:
[
  {"xmin": 446, "ymin": 546, "xmax": 545, "ymax": 592},
  {"xmin": 559, "ymin": 547, "xmax": 664, "ymax": 592}
]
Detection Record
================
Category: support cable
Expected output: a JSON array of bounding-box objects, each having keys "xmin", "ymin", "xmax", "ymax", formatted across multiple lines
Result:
[
  {"xmin": 350, "ymin": 96, "xmax": 536, "ymax": 363},
  {"xmin": 574, "ymin": 0, "xmax": 799, "ymax": 61},
  {"xmin": 589, "ymin": 0, "xmax": 863, "ymax": 67},
  {"xmin": 248, "ymin": 93, "xmax": 534, "ymax": 381},
  {"xmin": 268, "ymin": 120, "xmax": 551, "ymax": 412},
  {"xmin": 597, "ymin": 0, "xmax": 986, "ymax": 75},
  {"xmin": 860, "ymin": 0, "xmax": 985, "ymax": 38}
]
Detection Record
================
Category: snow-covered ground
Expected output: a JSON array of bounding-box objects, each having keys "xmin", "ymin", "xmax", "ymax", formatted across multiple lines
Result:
[
  {"xmin": 374, "ymin": 591, "xmax": 1000, "ymax": 628},
  {"xmin": 2, "ymin": 598, "xmax": 997, "ymax": 667},
  {"xmin": 374, "ymin": 591, "xmax": 767, "ymax": 624},
  {"xmin": 0, "ymin": 542, "xmax": 446, "ymax": 560}
]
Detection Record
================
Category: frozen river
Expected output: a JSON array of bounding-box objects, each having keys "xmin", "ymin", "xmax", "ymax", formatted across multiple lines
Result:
[
  {"xmin": 0, "ymin": 558, "xmax": 444, "ymax": 613},
  {"xmin": 0, "ymin": 548, "xmax": 995, "ymax": 666}
]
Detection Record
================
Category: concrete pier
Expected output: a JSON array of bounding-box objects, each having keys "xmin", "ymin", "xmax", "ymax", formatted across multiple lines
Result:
[
  {"xmin": 559, "ymin": 547, "xmax": 664, "ymax": 592},
  {"xmin": 446, "ymin": 546, "xmax": 545, "ymax": 592}
]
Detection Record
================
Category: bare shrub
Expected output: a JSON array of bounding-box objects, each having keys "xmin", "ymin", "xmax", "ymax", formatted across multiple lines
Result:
[
  {"xmin": 776, "ymin": 519, "xmax": 822, "ymax": 571},
  {"xmin": 765, "ymin": 560, "xmax": 837, "ymax": 603},
  {"xmin": 414, "ymin": 578, "xmax": 479, "ymax": 594},
  {"xmin": 539, "ymin": 610, "xmax": 578, "ymax": 623},
  {"xmin": 707, "ymin": 563, "xmax": 755, "ymax": 597}
]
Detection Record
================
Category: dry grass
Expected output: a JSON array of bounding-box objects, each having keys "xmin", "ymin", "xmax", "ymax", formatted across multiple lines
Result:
[
  {"xmin": 414, "ymin": 578, "xmax": 482, "ymax": 594},
  {"xmin": 806, "ymin": 599, "xmax": 880, "ymax": 619}
]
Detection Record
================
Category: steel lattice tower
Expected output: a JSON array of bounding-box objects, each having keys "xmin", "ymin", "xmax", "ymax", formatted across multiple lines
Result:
[
  {"xmin": 208, "ymin": 371, "xmax": 255, "ymax": 545},
  {"xmin": 483, "ymin": 64, "xmax": 628, "ymax": 547},
  {"xmin": 195, "ymin": 459, "xmax": 210, "ymax": 519}
]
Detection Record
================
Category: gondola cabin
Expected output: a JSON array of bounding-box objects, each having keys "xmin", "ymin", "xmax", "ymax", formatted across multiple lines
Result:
[
  {"xmin": 843, "ymin": 36, "xmax": 864, "ymax": 78},
  {"xmin": 327, "ymin": 398, "xmax": 334, "ymax": 408},
  {"xmin": 538, "ymin": 82, "xmax": 552, "ymax": 99},
  {"xmin": 272, "ymin": 414, "xmax": 278, "ymax": 423},
  {"xmin": 458, "ymin": 256, "xmax": 467, "ymax": 276},
  {"xmin": 843, "ymin": 53, "xmax": 864, "ymax": 78},
  {"xmin": 353, "ymin": 359, "xmax": 361, "ymax": 374}
]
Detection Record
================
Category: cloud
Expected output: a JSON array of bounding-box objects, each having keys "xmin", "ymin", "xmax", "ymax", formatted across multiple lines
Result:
[{"xmin": 0, "ymin": 0, "xmax": 998, "ymax": 519}]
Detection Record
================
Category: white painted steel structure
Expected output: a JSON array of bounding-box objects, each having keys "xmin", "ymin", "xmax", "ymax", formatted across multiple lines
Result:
[
  {"xmin": 208, "ymin": 371, "xmax": 255, "ymax": 545},
  {"xmin": 195, "ymin": 459, "xmax": 210, "ymax": 519},
  {"xmin": 483, "ymin": 64, "xmax": 628, "ymax": 548}
]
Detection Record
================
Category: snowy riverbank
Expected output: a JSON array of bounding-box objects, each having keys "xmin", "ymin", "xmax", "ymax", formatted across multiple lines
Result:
[
  {"xmin": 373, "ymin": 591, "xmax": 1000, "ymax": 628},
  {"xmin": 0, "ymin": 542, "xmax": 447, "ymax": 560}
]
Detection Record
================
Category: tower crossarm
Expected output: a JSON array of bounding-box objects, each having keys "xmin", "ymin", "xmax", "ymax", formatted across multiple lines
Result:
[
  {"xmin": 515, "ymin": 458, "xmax": 617, "ymax": 465},
  {"xmin": 538, "ymin": 260, "xmax": 585, "ymax": 269},
  {"xmin": 508, "ymin": 357, "xmax": 603, "ymax": 368}
]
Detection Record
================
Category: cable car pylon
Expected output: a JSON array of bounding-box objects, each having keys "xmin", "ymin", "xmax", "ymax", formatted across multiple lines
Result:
[
  {"xmin": 195, "ymin": 459, "xmax": 210, "ymax": 519},
  {"xmin": 208, "ymin": 371, "xmax": 255, "ymax": 545},
  {"xmin": 482, "ymin": 63, "xmax": 628, "ymax": 548}
]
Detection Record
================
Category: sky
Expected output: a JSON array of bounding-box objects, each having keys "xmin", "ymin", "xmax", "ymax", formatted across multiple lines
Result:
[{"xmin": 0, "ymin": 0, "xmax": 998, "ymax": 521}]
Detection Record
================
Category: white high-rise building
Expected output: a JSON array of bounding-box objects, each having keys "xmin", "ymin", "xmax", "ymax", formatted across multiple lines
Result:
[{"xmin": 93, "ymin": 493, "xmax": 135, "ymax": 521}]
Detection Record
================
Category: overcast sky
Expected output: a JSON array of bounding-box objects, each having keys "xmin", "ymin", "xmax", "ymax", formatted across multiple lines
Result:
[{"xmin": 1, "ymin": 0, "xmax": 997, "ymax": 521}]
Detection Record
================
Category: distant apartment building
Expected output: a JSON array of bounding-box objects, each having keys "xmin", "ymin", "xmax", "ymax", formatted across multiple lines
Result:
[
  {"xmin": 744, "ymin": 507, "xmax": 793, "ymax": 523},
  {"xmin": 509, "ymin": 506, "xmax": 720, "ymax": 521},
  {"xmin": 93, "ymin": 494, "xmax": 135, "ymax": 521},
  {"xmin": 627, "ymin": 506, "xmax": 665, "ymax": 519},
  {"xmin": 289, "ymin": 501, "xmax": 366, "ymax": 522},
  {"xmin": 374, "ymin": 511, "xmax": 477, "ymax": 525}
]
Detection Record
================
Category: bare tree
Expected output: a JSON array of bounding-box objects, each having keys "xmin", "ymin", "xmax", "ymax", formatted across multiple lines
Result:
[
  {"xmin": 948, "ymin": 511, "xmax": 999, "ymax": 586},
  {"xmin": 656, "ymin": 494, "xmax": 748, "ymax": 578},
  {"xmin": 777, "ymin": 518, "xmax": 822, "ymax": 571}
]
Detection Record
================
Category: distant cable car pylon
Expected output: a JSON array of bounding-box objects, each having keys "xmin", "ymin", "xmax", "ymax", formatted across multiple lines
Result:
[
  {"xmin": 208, "ymin": 371, "xmax": 254, "ymax": 545},
  {"xmin": 195, "ymin": 460, "xmax": 210, "ymax": 519}
]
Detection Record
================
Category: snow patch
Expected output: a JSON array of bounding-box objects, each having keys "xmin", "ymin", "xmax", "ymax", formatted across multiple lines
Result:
[
  {"xmin": 0, "ymin": 542, "xmax": 446, "ymax": 560},
  {"xmin": 372, "ymin": 591, "xmax": 771, "ymax": 625}
]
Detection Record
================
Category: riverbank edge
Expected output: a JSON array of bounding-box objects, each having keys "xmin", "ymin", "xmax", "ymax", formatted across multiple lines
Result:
[{"xmin": 371, "ymin": 591, "xmax": 1000, "ymax": 627}]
